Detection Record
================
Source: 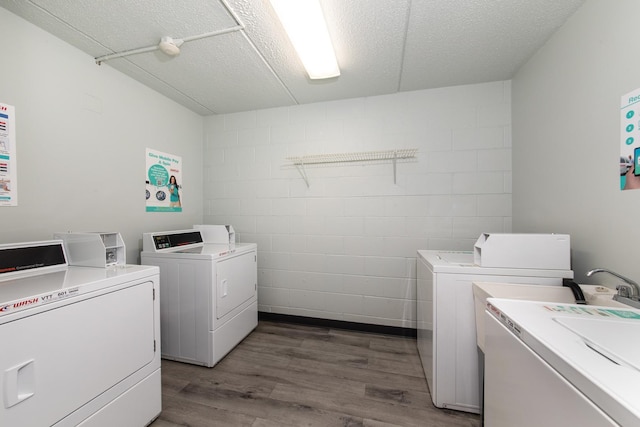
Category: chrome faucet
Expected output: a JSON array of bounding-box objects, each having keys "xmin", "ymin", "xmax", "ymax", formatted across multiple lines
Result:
[{"xmin": 586, "ymin": 268, "xmax": 640, "ymax": 301}]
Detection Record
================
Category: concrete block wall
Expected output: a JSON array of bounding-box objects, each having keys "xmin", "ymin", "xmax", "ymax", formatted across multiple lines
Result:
[{"xmin": 203, "ymin": 80, "xmax": 512, "ymax": 328}]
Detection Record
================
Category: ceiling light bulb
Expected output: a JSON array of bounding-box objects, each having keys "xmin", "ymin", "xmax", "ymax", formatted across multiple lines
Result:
[
  {"xmin": 270, "ymin": 0, "xmax": 340, "ymax": 79},
  {"xmin": 158, "ymin": 36, "xmax": 181, "ymax": 57}
]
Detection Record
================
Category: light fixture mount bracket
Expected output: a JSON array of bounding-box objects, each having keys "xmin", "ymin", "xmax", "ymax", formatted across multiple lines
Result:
[{"xmin": 158, "ymin": 36, "xmax": 183, "ymax": 57}]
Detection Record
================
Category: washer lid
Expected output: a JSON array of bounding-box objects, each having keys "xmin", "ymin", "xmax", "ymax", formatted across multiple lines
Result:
[
  {"xmin": 418, "ymin": 249, "xmax": 573, "ymax": 278},
  {"xmin": 0, "ymin": 264, "xmax": 157, "ymax": 320},
  {"xmin": 556, "ymin": 316, "xmax": 640, "ymax": 372}
]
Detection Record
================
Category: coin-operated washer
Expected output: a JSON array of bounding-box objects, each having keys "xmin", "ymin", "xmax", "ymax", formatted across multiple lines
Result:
[
  {"xmin": 483, "ymin": 298, "xmax": 640, "ymax": 426},
  {"xmin": 141, "ymin": 228, "xmax": 257, "ymax": 367},
  {"xmin": 0, "ymin": 237, "xmax": 161, "ymax": 427}
]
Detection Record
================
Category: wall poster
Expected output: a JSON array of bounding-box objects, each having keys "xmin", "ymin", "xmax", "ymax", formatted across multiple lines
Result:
[
  {"xmin": 0, "ymin": 102, "xmax": 17, "ymax": 206},
  {"xmin": 621, "ymin": 88, "xmax": 640, "ymax": 190},
  {"xmin": 145, "ymin": 148, "xmax": 182, "ymax": 212}
]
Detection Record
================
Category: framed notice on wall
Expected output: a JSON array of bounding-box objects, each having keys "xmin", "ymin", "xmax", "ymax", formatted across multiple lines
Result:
[
  {"xmin": 621, "ymin": 88, "xmax": 640, "ymax": 190},
  {"xmin": 0, "ymin": 102, "xmax": 17, "ymax": 206},
  {"xmin": 145, "ymin": 148, "xmax": 183, "ymax": 212}
]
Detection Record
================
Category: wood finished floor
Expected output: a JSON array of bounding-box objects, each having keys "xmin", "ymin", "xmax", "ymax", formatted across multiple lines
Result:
[{"xmin": 149, "ymin": 320, "xmax": 480, "ymax": 427}]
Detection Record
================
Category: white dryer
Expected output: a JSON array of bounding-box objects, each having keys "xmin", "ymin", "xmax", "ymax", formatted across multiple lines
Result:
[
  {"xmin": 141, "ymin": 229, "xmax": 257, "ymax": 367},
  {"xmin": 0, "ymin": 240, "xmax": 161, "ymax": 427}
]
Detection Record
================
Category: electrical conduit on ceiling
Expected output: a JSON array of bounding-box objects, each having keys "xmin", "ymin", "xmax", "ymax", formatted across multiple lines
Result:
[{"xmin": 93, "ymin": 0, "xmax": 299, "ymax": 105}]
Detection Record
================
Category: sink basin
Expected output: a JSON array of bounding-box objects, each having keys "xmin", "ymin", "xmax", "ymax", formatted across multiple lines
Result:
[
  {"xmin": 580, "ymin": 285, "xmax": 626, "ymax": 308},
  {"xmin": 472, "ymin": 282, "xmax": 624, "ymax": 352}
]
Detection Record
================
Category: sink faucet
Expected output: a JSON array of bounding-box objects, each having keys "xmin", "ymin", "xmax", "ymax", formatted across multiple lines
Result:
[{"xmin": 586, "ymin": 268, "xmax": 640, "ymax": 300}]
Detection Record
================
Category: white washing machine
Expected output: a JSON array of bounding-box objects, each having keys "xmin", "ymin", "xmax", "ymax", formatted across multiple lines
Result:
[
  {"xmin": 141, "ymin": 229, "xmax": 257, "ymax": 367},
  {"xmin": 0, "ymin": 240, "xmax": 161, "ymax": 427},
  {"xmin": 416, "ymin": 250, "xmax": 573, "ymax": 413},
  {"xmin": 484, "ymin": 298, "xmax": 640, "ymax": 426}
]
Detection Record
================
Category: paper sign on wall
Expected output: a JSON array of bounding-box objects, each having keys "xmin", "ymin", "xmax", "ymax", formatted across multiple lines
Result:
[
  {"xmin": 621, "ymin": 89, "xmax": 640, "ymax": 190},
  {"xmin": 0, "ymin": 102, "xmax": 17, "ymax": 206},
  {"xmin": 145, "ymin": 148, "xmax": 183, "ymax": 212}
]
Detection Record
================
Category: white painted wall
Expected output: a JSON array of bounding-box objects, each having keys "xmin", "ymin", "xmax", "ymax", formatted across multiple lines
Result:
[
  {"xmin": 512, "ymin": 0, "xmax": 640, "ymax": 285},
  {"xmin": 203, "ymin": 82, "xmax": 512, "ymax": 327},
  {"xmin": 1, "ymin": 5, "xmax": 513, "ymax": 328},
  {"xmin": 0, "ymin": 8, "xmax": 204, "ymax": 262}
]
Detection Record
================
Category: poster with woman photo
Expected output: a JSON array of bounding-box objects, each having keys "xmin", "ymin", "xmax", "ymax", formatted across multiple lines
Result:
[{"xmin": 145, "ymin": 148, "xmax": 183, "ymax": 212}]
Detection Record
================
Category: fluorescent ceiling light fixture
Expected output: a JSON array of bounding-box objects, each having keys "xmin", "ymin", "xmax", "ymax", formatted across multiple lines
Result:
[{"xmin": 270, "ymin": 0, "xmax": 340, "ymax": 79}]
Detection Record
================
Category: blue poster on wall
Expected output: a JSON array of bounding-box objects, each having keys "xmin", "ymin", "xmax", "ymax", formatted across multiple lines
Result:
[
  {"xmin": 0, "ymin": 102, "xmax": 17, "ymax": 206},
  {"xmin": 621, "ymin": 89, "xmax": 640, "ymax": 190},
  {"xmin": 145, "ymin": 148, "xmax": 183, "ymax": 212}
]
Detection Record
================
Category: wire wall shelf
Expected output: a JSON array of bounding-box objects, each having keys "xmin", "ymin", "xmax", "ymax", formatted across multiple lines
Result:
[{"xmin": 285, "ymin": 148, "xmax": 418, "ymax": 187}]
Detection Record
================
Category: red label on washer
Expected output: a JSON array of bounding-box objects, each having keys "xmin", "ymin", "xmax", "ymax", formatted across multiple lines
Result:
[{"xmin": 0, "ymin": 286, "xmax": 80, "ymax": 317}]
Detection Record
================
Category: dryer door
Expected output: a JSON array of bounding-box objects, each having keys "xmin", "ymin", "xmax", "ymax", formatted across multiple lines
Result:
[
  {"xmin": 0, "ymin": 281, "xmax": 155, "ymax": 427},
  {"xmin": 216, "ymin": 250, "xmax": 256, "ymax": 320}
]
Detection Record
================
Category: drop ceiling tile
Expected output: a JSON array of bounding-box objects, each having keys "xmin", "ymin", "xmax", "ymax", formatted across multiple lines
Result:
[
  {"xmin": 1, "ymin": 0, "xmax": 587, "ymax": 115},
  {"xmin": 400, "ymin": 0, "xmax": 585, "ymax": 91},
  {"xmin": 28, "ymin": 0, "xmax": 236, "ymax": 52},
  {"xmin": 115, "ymin": 30, "xmax": 295, "ymax": 114}
]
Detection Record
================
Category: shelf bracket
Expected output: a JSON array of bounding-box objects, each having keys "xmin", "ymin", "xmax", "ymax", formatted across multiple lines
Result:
[
  {"xmin": 392, "ymin": 150, "xmax": 397, "ymax": 184},
  {"xmin": 294, "ymin": 162, "xmax": 310, "ymax": 188}
]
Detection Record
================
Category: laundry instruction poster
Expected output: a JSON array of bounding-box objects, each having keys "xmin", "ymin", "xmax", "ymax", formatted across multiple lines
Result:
[
  {"xmin": 0, "ymin": 102, "xmax": 17, "ymax": 206},
  {"xmin": 145, "ymin": 148, "xmax": 183, "ymax": 212},
  {"xmin": 621, "ymin": 88, "xmax": 640, "ymax": 190}
]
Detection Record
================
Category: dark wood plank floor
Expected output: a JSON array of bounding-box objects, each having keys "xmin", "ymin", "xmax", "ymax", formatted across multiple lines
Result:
[{"xmin": 149, "ymin": 320, "xmax": 480, "ymax": 427}]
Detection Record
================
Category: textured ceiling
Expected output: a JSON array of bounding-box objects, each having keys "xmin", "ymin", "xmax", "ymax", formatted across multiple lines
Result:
[{"xmin": 1, "ymin": 0, "xmax": 585, "ymax": 115}]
